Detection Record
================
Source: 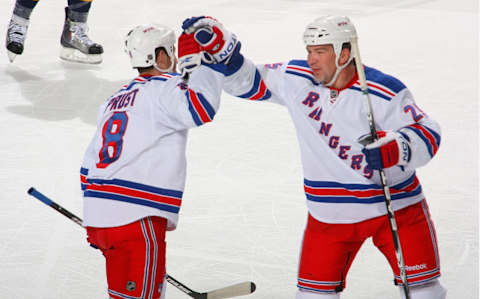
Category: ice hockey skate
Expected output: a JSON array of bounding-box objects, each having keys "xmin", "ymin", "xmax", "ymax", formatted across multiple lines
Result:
[
  {"xmin": 59, "ymin": 8, "xmax": 103, "ymax": 64},
  {"xmin": 5, "ymin": 14, "xmax": 29, "ymax": 63}
]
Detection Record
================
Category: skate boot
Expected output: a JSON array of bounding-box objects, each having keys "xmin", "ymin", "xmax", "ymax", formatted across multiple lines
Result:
[
  {"xmin": 5, "ymin": 14, "xmax": 29, "ymax": 62},
  {"xmin": 59, "ymin": 7, "xmax": 103, "ymax": 64}
]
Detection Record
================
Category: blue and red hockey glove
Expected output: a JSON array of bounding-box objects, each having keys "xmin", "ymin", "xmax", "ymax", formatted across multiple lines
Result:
[
  {"xmin": 360, "ymin": 130, "xmax": 411, "ymax": 170},
  {"xmin": 182, "ymin": 16, "xmax": 241, "ymax": 64}
]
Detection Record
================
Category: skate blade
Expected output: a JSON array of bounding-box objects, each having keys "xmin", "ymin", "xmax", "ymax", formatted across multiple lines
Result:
[
  {"xmin": 7, "ymin": 50, "xmax": 17, "ymax": 63},
  {"xmin": 59, "ymin": 47, "xmax": 102, "ymax": 64}
]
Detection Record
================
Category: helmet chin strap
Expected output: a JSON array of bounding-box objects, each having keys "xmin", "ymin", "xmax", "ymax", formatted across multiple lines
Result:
[{"xmin": 325, "ymin": 51, "xmax": 354, "ymax": 87}]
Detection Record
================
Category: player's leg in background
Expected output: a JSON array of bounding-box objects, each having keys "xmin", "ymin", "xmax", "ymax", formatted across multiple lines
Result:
[
  {"xmin": 373, "ymin": 200, "xmax": 447, "ymax": 299},
  {"xmin": 60, "ymin": 0, "xmax": 103, "ymax": 63},
  {"xmin": 296, "ymin": 214, "xmax": 365, "ymax": 298},
  {"xmin": 5, "ymin": 0, "xmax": 39, "ymax": 61}
]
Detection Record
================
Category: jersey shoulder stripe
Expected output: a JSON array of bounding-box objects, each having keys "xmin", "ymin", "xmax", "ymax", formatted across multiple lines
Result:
[
  {"xmin": 285, "ymin": 60, "xmax": 319, "ymax": 86},
  {"xmin": 350, "ymin": 66, "xmax": 406, "ymax": 101},
  {"xmin": 363, "ymin": 66, "xmax": 406, "ymax": 93}
]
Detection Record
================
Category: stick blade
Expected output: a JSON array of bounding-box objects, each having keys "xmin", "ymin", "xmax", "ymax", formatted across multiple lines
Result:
[{"xmin": 206, "ymin": 281, "xmax": 256, "ymax": 299}]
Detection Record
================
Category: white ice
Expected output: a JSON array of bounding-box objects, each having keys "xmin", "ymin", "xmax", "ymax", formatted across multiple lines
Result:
[{"xmin": 0, "ymin": 0, "xmax": 478, "ymax": 298}]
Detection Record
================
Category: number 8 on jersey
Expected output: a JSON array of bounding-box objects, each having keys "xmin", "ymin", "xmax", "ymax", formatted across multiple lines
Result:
[{"xmin": 96, "ymin": 112, "xmax": 129, "ymax": 168}]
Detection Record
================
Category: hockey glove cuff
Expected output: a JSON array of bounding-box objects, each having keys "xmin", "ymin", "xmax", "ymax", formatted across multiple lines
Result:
[
  {"xmin": 177, "ymin": 32, "xmax": 203, "ymax": 77},
  {"xmin": 360, "ymin": 131, "xmax": 411, "ymax": 170}
]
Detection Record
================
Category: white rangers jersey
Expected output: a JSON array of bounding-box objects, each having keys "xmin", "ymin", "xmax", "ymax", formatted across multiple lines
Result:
[
  {"xmin": 224, "ymin": 58, "xmax": 441, "ymax": 224},
  {"xmin": 81, "ymin": 66, "xmax": 224, "ymax": 230}
]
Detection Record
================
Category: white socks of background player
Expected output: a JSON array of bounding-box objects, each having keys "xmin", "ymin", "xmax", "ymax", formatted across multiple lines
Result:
[
  {"xmin": 399, "ymin": 280, "xmax": 447, "ymax": 299},
  {"xmin": 159, "ymin": 276, "xmax": 166, "ymax": 299},
  {"xmin": 296, "ymin": 290, "xmax": 340, "ymax": 299},
  {"xmin": 295, "ymin": 280, "xmax": 446, "ymax": 299}
]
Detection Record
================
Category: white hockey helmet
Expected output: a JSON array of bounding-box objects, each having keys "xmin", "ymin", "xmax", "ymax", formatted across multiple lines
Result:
[
  {"xmin": 303, "ymin": 15, "xmax": 357, "ymax": 55},
  {"xmin": 303, "ymin": 15, "xmax": 357, "ymax": 85},
  {"xmin": 124, "ymin": 24, "xmax": 176, "ymax": 72}
]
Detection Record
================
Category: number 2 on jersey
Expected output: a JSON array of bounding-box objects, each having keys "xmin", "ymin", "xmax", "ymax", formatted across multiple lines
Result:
[
  {"xmin": 96, "ymin": 112, "xmax": 129, "ymax": 168},
  {"xmin": 404, "ymin": 104, "xmax": 424, "ymax": 122}
]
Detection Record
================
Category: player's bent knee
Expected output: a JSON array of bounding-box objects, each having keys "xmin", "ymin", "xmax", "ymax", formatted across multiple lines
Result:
[
  {"xmin": 399, "ymin": 280, "xmax": 447, "ymax": 299},
  {"xmin": 296, "ymin": 289, "xmax": 340, "ymax": 299}
]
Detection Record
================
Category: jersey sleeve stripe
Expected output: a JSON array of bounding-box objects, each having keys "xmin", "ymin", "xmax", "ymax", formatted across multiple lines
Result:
[
  {"xmin": 186, "ymin": 89, "xmax": 214, "ymax": 125},
  {"xmin": 250, "ymin": 79, "xmax": 269, "ymax": 100},
  {"xmin": 196, "ymin": 92, "xmax": 216, "ymax": 119},
  {"xmin": 390, "ymin": 172, "xmax": 417, "ymax": 190},
  {"xmin": 303, "ymin": 174, "xmax": 422, "ymax": 204},
  {"xmin": 237, "ymin": 70, "xmax": 272, "ymax": 100},
  {"xmin": 404, "ymin": 124, "xmax": 440, "ymax": 157}
]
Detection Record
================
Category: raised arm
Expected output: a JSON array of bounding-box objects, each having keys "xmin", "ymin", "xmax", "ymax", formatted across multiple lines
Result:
[{"xmin": 179, "ymin": 16, "xmax": 287, "ymax": 105}]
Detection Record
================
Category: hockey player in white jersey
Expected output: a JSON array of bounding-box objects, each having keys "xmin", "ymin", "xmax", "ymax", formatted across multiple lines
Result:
[
  {"xmin": 80, "ymin": 23, "xmax": 234, "ymax": 299},
  {"xmin": 181, "ymin": 16, "xmax": 447, "ymax": 299}
]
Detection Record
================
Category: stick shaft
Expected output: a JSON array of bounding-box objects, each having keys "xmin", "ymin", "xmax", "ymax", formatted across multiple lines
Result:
[
  {"xmin": 27, "ymin": 187, "xmax": 255, "ymax": 299},
  {"xmin": 351, "ymin": 39, "xmax": 411, "ymax": 299},
  {"xmin": 165, "ymin": 274, "xmax": 202, "ymax": 297},
  {"xmin": 27, "ymin": 187, "xmax": 197, "ymax": 297},
  {"xmin": 28, "ymin": 187, "xmax": 83, "ymax": 226}
]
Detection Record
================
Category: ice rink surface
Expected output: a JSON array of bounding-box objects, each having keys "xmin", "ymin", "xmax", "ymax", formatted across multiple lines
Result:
[{"xmin": 0, "ymin": 0, "xmax": 478, "ymax": 298}]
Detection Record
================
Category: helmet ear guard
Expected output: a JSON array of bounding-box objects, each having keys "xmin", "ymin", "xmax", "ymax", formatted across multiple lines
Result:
[
  {"xmin": 124, "ymin": 24, "xmax": 176, "ymax": 72},
  {"xmin": 303, "ymin": 15, "xmax": 358, "ymax": 86}
]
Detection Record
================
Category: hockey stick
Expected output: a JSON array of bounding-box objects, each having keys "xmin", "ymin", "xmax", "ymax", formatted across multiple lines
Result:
[
  {"xmin": 27, "ymin": 187, "xmax": 256, "ymax": 299},
  {"xmin": 166, "ymin": 275, "xmax": 255, "ymax": 299},
  {"xmin": 350, "ymin": 40, "xmax": 411, "ymax": 299}
]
